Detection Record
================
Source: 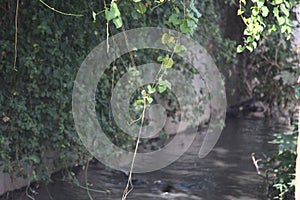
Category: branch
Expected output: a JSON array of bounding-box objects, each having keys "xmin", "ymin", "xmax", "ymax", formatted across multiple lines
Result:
[{"xmin": 251, "ymin": 153, "xmax": 262, "ymax": 175}]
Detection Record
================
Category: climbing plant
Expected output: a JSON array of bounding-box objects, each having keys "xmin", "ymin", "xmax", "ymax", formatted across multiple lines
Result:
[
  {"xmin": 237, "ymin": 0, "xmax": 300, "ymax": 52},
  {"xmin": 0, "ymin": 1, "xmax": 299, "ymax": 199},
  {"xmin": 0, "ymin": 0, "xmax": 234, "ymax": 187}
]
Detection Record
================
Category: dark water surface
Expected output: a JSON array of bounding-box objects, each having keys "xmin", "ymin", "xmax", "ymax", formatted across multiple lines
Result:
[{"xmin": 4, "ymin": 119, "xmax": 287, "ymax": 200}]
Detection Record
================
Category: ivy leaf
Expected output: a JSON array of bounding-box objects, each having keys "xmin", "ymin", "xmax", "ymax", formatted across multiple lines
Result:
[
  {"xmin": 135, "ymin": 2, "xmax": 147, "ymax": 14},
  {"xmin": 168, "ymin": 14, "xmax": 181, "ymax": 25},
  {"xmin": 162, "ymin": 56, "xmax": 174, "ymax": 68},
  {"xmin": 157, "ymin": 84, "xmax": 167, "ymax": 93},
  {"xmin": 180, "ymin": 21, "xmax": 190, "ymax": 33},
  {"xmin": 273, "ymin": 0, "xmax": 283, "ymax": 5},
  {"xmin": 273, "ymin": 6, "xmax": 279, "ymax": 17},
  {"xmin": 280, "ymin": 3, "xmax": 289, "ymax": 17},
  {"xmin": 113, "ymin": 17, "xmax": 122, "ymax": 28},
  {"xmin": 190, "ymin": 1, "xmax": 202, "ymax": 18},
  {"xmin": 237, "ymin": 45, "xmax": 245, "ymax": 53},
  {"xmin": 237, "ymin": 9, "xmax": 244, "ymax": 16},
  {"xmin": 141, "ymin": 89, "xmax": 147, "ymax": 97},
  {"xmin": 187, "ymin": 19, "xmax": 196, "ymax": 28},
  {"xmin": 252, "ymin": 41, "xmax": 257, "ymax": 49},
  {"xmin": 246, "ymin": 44, "xmax": 254, "ymax": 52},
  {"xmin": 161, "ymin": 33, "xmax": 168, "ymax": 44},
  {"xmin": 146, "ymin": 97, "xmax": 153, "ymax": 104},
  {"xmin": 261, "ymin": 6, "xmax": 269, "ymax": 17},
  {"xmin": 92, "ymin": 11, "xmax": 97, "ymax": 23},
  {"xmin": 175, "ymin": 45, "xmax": 187, "ymax": 53},
  {"xmin": 268, "ymin": 24, "xmax": 277, "ymax": 33},
  {"xmin": 252, "ymin": 8, "xmax": 259, "ymax": 16},
  {"xmin": 147, "ymin": 85, "xmax": 156, "ymax": 94},
  {"xmin": 105, "ymin": 2, "xmax": 121, "ymax": 21},
  {"xmin": 105, "ymin": 9, "xmax": 114, "ymax": 21},
  {"xmin": 158, "ymin": 78, "xmax": 171, "ymax": 89},
  {"xmin": 111, "ymin": 2, "xmax": 121, "ymax": 17},
  {"xmin": 277, "ymin": 16, "xmax": 285, "ymax": 25},
  {"xmin": 256, "ymin": 0, "xmax": 264, "ymax": 8},
  {"xmin": 29, "ymin": 155, "xmax": 40, "ymax": 164},
  {"xmin": 135, "ymin": 99, "xmax": 144, "ymax": 105}
]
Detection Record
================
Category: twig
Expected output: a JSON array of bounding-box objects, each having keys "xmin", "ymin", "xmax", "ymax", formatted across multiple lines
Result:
[
  {"xmin": 25, "ymin": 180, "xmax": 35, "ymax": 200},
  {"xmin": 13, "ymin": 0, "xmax": 19, "ymax": 71},
  {"xmin": 251, "ymin": 153, "xmax": 262, "ymax": 175},
  {"xmin": 85, "ymin": 160, "xmax": 93, "ymax": 200},
  {"xmin": 122, "ymin": 99, "xmax": 147, "ymax": 200},
  {"xmin": 122, "ymin": 25, "xmax": 136, "ymax": 69},
  {"xmin": 39, "ymin": 0, "xmax": 83, "ymax": 17}
]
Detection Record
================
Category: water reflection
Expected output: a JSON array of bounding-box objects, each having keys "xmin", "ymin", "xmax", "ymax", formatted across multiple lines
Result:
[{"xmin": 2, "ymin": 119, "xmax": 287, "ymax": 200}]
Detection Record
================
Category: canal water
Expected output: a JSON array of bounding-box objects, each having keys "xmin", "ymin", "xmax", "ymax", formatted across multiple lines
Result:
[{"xmin": 2, "ymin": 118, "xmax": 287, "ymax": 200}]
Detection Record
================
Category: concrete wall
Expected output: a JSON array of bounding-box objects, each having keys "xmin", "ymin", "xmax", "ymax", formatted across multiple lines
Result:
[
  {"xmin": 0, "ymin": 149, "xmax": 61, "ymax": 196},
  {"xmin": 0, "ymin": 166, "xmax": 30, "ymax": 196}
]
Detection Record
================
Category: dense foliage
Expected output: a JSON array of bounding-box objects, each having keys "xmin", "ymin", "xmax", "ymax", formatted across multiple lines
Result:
[
  {"xmin": 0, "ymin": 1, "xmax": 299, "ymax": 199},
  {"xmin": 266, "ymin": 84, "xmax": 299, "ymax": 199},
  {"xmin": 0, "ymin": 0, "xmax": 235, "ymax": 183}
]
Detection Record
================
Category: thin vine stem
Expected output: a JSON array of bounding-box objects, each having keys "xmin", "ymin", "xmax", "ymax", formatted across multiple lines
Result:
[
  {"xmin": 39, "ymin": 0, "xmax": 84, "ymax": 17},
  {"xmin": 13, "ymin": 0, "xmax": 19, "ymax": 71},
  {"xmin": 121, "ymin": 99, "xmax": 147, "ymax": 200},
  {"xmin": 85, "ymin": 160, "xmax": 93, "ymax": 200}
]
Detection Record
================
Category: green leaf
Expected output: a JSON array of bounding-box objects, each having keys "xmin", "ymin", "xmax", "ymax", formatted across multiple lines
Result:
[
  {"xmin": 135, "ymin": 2, "xmax": 147, "ymax": 14},
  {"xmin": 111, "ymin": 2, "xmax": 121, "ymax": 17},
  {"xmin": 237, "ymin": 45, "xmax": 245, "ymax": 53},
  {"xmin": 147, "ymin": 85, "xmax": 156, "ymax": 94},
  {"xmin": 158, "ymin": 79, "xmax": 171, "ymax": 89},
  {"xmin": 157, "ymin": 85, "xmax": 167, "ymax": 93},
  {"xmin": 105, "ymin": 2, "xmax": 121, "ymax": 21},
  {"xmin": 175, "ymin": 45, "xmax": 187, "ymax": 53},
  {"xmin": 284, "ymin": 1, "xmax": 290, "ymax": 9},
  {"xmin": 141, "ymin": 89, "xmax": 147, "ymax": 97},
  {"xmin": 252, "ymin": 8, "xmax": 259, "ymax": 16},
  {"xmin": 252, "ymin": 41, "xmax": 257, "ymax": 49},
  {"xmin": 146, "ymin": 97, "xmax": 153, "ymax": 104},
  {"xmin": 187, "ymin": 19, "xmax": 196, "ymax": 28},
  {"xmin": 135, "ymin": 99, "xmax": 144, "ymax": 105},
  {"xmin": 190, "ymin": 1, "xmax": 202, "ymax": 18},
  {"xmin": 92, "ymin": 11, "xmax": 97, "ymax": 23},
  {"xmin": 256, "ymin": 0, "xmax": 264, "ymax": 8},
  {"xmin": 246, "ymin": 44, "xmax": 254, "ymax": 52},
  {"xmin": 180, "ymin": 21, "xmax": 190, "ymax": 33},
  {"xmin": 105, "ymin": 9, "xmax": 114, "ymax": 21},
  {"xmin": 280, "ymin": 3, "xmax": 289, "ymax": 17},
  {"xmin": 113, "ymin": 17, "xmax": 122, "ymax": 29},
  {"xmin": 29, "ymin": 155, "xmax": 40, "ymax": 164},
  {"xmin": 273, "ymin": 0, "xmax": 283, "ymax": 5},
  {"xmin": 281, "ymin": 25, "xmax": 287, "ymax": 33},
  {"xmin": 162, "ymin": 56, "xmax": 174, "ymax": 68},
  {"xmin": 168, "ymin": 14, "xmax": 181, "ymax": 25},
  {"xmin": 261, "ymin": 6, "xmax": 269, "ymax": 17},
  {"xmin": 273, "ymin": 6, "xmax": 279, "ymax": 17},
  {"xmin": 243, "ymin": 28, "xmax": 251, "ymax": 35},
  {"xmin": 237, "ymin": 9, "xmax": 244, "ymax": 16},
  {"xmin": 157, "ymin": 56, "xmax": 163, "ymax": 62},
  {"xmin": 246, "ymin": 36, "xmax": 254, "ymax": 43},
  {"xmin": 277, "ymin": 16, "xmax": 285, "ymax": 25},
  {"xmin": 268, "ymin": 24, "xmax": 277, "ymax": 33}
]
